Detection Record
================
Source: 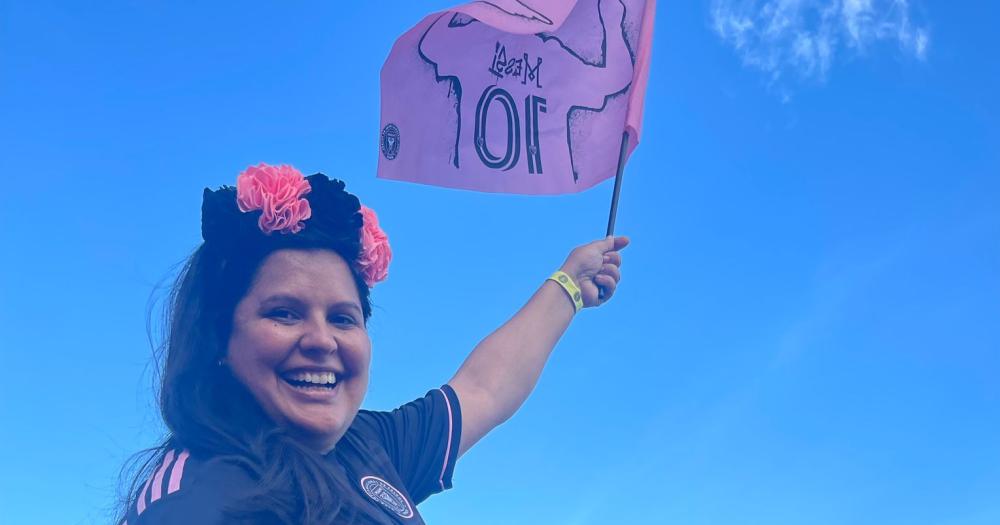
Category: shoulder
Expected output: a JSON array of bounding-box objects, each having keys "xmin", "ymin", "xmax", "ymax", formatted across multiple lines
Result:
[
  {"xmin": 127, "ymin": 449, "xmax": 256, "ymax": 525},
  {"xmin": 340, "ymin": 386, "xmax": 462, "ymax": 504},
  {"xmin": 349, "ymin": 386, "xmax": 460, "ymax": 442}
]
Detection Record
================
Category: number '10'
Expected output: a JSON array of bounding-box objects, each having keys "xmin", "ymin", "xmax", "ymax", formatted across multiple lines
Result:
[{"xmin": 474, "ymin": 86, "xmax": 547, "ymax": 174}]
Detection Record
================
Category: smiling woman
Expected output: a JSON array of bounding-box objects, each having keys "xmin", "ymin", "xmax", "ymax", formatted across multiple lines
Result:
[
  {"xmin": 116, "ymin": 163, "xmax": 628, "ymax": 525},
  {"xmin": 227, "ymin": 249, "xmax": 372, "ymax": 454}
]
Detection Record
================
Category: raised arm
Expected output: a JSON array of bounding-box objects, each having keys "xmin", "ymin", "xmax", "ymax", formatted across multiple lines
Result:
[{"xmin": 447, "ymin": 236, "xmax": 629, "ymax": 457}]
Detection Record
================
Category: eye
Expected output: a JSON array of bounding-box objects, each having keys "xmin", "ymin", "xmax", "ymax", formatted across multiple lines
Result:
[
  {"xmin": 330, "ymin": 314, "xmax": 358, "ymax": 327},
  {"xmin": 266, "ymin": 308, "xmax": 300, "ymax": 323}
]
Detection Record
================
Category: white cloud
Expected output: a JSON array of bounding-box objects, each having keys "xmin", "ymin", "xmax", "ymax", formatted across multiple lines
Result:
[{"xmin": 711, "ymin": 0, "xmax": 930, "ymax": 86}]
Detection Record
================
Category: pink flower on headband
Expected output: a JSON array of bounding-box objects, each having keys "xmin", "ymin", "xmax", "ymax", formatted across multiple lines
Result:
[
  {"xmin": 236, "ymin": 163, "xmax": 312, "ymax": 235},
  {"xmin": 357, "ymin": 205, "xmax": 391, "ymax": 287}
]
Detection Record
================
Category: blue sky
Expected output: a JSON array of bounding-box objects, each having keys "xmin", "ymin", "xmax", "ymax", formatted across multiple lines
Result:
[{"xmin": 1, "ymin": 1, "xmax": 997, "ymax": 524}]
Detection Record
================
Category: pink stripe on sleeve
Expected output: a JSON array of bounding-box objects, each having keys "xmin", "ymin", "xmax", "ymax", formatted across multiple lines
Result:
[
  {"xmin": 436, "ymin": 388, "xmax": 455, "ymax": 491},
  {"xmin": 149, "ymin": 449, "xmax": 175, "ymax": 503},
  {"xmin": 136, "ymin": 476, "xmax": 152, "ymax": 515},
  {"xmin": 167, "ymin": 449, "xmax": 190, "ymax": 494}
]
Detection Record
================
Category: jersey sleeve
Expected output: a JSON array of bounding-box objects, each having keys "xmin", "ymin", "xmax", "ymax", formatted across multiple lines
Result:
[
  {"xmin": 125, "ymin": 451, "xmax": 255, "ymax": 525},
  {"xmin": 131, "ymin": 492, "xmax": 224, "ymax": 525},
  {"xmin": 354, "ymin": 384, "xmax": 463, "ymax": 504}
]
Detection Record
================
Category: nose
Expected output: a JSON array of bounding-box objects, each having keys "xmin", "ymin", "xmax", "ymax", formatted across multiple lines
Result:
[{"xmin": 297, "ymin": 317, "xmax": 339, "ymax": 357}]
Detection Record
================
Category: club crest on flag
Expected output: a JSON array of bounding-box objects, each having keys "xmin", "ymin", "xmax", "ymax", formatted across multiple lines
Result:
[
  {"xmin": 381, "ymin": 123, "xmax": 401, "ymax": 160},
  {"xmin": 378, "ymin": 0, "xmax": 655, "ymax": 195}
]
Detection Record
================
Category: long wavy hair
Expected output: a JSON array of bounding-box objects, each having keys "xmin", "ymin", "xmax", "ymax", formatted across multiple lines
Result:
[{"xmin": 116, "ymin": 174, "xmax": 378, "ymax": 524}]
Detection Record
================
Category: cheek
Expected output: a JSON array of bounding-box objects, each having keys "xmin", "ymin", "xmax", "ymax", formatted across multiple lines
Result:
[
  {"xmin": 345, "ymin": 336, "xmax": 373, "ymax": 377},
  {"xmin": 228, "ymin": 322, "xmax": 292, "ymax": 380}
]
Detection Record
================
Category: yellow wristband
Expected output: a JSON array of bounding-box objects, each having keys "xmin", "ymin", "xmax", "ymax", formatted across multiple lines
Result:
[{"xmin": 548, "ymin": 271, "xmax": 584, "ymax": 313}]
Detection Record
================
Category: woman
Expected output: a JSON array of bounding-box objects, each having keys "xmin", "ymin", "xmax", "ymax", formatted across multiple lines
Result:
[{"xmin": 118, "ymin": 163, "xmax": 628, "ymax": 524}]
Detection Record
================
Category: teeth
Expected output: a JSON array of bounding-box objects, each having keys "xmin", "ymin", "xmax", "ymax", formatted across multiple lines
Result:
[{"xmin": 287, "ymin": 371, "xmax": 337, "ymax": 385}]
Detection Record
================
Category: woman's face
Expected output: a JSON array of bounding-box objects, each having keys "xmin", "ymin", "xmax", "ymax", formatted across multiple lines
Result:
[{"xmin": 227, "ymin": 248, "xmax": 370, "ymax": 452}]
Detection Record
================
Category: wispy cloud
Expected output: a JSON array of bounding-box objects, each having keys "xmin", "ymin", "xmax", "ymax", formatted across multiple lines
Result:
[{"xmin": 711, "ymin": 0, "xmax": 929, "ymax": 89}]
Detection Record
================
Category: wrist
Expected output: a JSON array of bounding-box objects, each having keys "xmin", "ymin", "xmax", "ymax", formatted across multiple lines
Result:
[
  {"xmin": 547, "ymin": 270, "xmax": 584, "ymax": 313},
  {"xmin": 559, "ymin": 263, "xmax": 584, "ymax": 283}
]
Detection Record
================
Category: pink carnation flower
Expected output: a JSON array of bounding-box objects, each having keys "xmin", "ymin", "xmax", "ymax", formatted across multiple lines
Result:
[
  {"xmin": 357, "ymin": 205, "xmax": 392, "ymax": 287},
  {"xmin": 236, "ymin": 163, "xmax": 312, "ymax": 235}
]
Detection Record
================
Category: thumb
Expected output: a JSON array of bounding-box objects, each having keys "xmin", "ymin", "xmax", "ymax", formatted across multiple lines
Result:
[{"xmin": 593, "ymin": 235, "xmax": 630, "ymax": 252}]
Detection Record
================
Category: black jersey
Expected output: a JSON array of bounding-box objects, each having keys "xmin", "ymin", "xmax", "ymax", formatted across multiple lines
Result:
[{"xmin": 125, "ymin": 385, "xmax": 462, "ymax": 525}]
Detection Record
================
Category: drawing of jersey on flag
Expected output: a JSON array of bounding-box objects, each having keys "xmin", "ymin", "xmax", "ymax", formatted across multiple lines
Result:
[{"xmin": 379, "ymin": 0, "xmax": 654, "ymax": 195}]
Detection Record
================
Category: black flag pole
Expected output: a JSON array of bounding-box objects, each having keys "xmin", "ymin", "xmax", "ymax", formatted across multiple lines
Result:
[
  {"xmin": 606, "ymin": 131, "xmax": 630, "ymax": 236},
  {"xmin": 598, "ymin": 131, "xmax": 630, "ymax": 301}
]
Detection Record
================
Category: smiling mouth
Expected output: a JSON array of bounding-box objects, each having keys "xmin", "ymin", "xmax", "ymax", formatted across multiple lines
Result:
[{"xmin": 281, "ymin": 371, "xmax": 339, "ymax": 391}]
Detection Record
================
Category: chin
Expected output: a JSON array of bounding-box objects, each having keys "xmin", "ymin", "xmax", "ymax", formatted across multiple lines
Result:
[{"xmin": 290, "ymin": 410, "xmax": 352, "ymax": 444}]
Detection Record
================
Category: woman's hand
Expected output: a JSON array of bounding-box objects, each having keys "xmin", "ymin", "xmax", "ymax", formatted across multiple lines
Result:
[{"xmin": 559, "ymin": 236, "xmax": 630, "ymax": 308}]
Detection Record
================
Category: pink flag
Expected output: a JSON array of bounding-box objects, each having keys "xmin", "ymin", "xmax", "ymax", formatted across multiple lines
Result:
[{"xmin": 378, "ymin": 0, "xmax": 656, "ymax": 195}]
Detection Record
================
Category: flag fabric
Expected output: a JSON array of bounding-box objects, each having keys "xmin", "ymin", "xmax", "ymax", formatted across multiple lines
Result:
[{"xmin": 377, "ymin": 0, "xmax": 656, "ymax": 195}]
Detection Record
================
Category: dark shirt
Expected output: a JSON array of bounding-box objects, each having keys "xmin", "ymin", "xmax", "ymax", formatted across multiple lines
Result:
[{"xmin": 126, "ymin": 385, "xmax": 462, "ymax": 524}]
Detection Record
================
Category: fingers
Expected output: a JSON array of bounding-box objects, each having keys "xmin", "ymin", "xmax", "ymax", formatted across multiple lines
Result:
[
  {"xmin": 600, "ymin": 262, "xmax": 620, "ymax": 282},
  {"xmin": 595, "ymin": 274, "xmax": 617, "ymax": 302},
  {"xmin": 593, "ymin": 262, "xmax": 621, "ymax": 306},
  {"xmin": 570, "ymin": 235, "xmax": 629, "ymax": 308}
]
